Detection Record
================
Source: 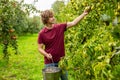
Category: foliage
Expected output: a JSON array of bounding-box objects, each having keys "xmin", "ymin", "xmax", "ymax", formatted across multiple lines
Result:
[
  {"xmin": 0, "ymin": 0, "xmax": 40, "ymax": 60},
  {"xmin": 0, "ymin": 34, "xmax": 44, "ymax": 80},
  {"xmin": 52, "ymin": 0, "xmax": 65, "ymax": 14},
  {"xmin": 23, "ymin": 16, "xmax": 42, "ymax": 34},
  {"xmin": 58, "ymin": 0, "xmax": 120, "ymax": 79},
  {"xmin": 0, "ymin": 0, "xmax": 19, "ymax": 59}
]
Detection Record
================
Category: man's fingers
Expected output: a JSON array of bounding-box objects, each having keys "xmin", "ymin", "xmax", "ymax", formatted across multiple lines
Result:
[
  {"xmin": 84, "ymin": 6, "xmax": 91, "ymax": 13},
  {"xmin": 46, "ymin": 53, "xmax": 52, "ymax": 60},
  {"xmin": 48, "ymin": 54, "xmax": 52, "ymax": 59}
]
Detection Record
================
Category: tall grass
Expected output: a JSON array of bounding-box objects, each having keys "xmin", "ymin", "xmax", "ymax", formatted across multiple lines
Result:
[{"xmin": 0, "ymin": 34, "xmax": 44, "ymax": 80}]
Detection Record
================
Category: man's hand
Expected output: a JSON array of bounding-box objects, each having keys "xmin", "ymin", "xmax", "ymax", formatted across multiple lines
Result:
[
  {"xmin": 46, "ymin": 53, "xmax": 52, "ymax": 60},
  {"xmin": 67, "ymin": 6, "xmax": 91, "ymax": 28},
  {"xmin": 84, "ymin": 6, "xmax": 91, "ymax": 14}
]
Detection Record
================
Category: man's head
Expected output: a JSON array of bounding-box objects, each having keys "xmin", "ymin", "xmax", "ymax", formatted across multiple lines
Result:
[{"xmin": 40, "ymin": 10, "xmax": 55, "ymax": 25}]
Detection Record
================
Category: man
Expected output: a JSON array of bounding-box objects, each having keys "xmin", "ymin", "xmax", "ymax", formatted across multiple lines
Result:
[{"xmin": 38, "ymin": 7, "xmax": 90, "ymax": 80}]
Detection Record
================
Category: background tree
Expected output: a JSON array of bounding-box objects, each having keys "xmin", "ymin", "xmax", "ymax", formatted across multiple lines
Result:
[
  {"xmin": 52, "ymin": 0, "xmax": 65, "ymax": 14},
  {"xmin": 26, "ymin": 16, "xmax": 42, "ymax": 34},
  {"xmin": 0, "ymin": 0, "xmax": 40, "ymax": 60}
]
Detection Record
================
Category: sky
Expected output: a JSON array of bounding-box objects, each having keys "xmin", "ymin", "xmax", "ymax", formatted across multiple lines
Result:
[
  {"xmin": 17, "ymin": 0, "xmax": 69, "ymax": 17},
  {"xmin": 23, "ymin": 0, "xmax": 56, "ymax": 11},
  {"xmin": 18, "ymin": 0, "xmax": 60, "ymax": 17}
]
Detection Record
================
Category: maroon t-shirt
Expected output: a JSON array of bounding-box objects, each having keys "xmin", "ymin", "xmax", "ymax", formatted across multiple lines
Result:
[{"xmin": 38, "ymin": 23, "xmax": 67, "ymax": 64}]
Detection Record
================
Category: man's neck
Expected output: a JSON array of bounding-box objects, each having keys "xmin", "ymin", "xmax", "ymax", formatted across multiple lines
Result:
[{"xmin": 45, "ymin": 24, "xmax": 54, "ymax": 29}]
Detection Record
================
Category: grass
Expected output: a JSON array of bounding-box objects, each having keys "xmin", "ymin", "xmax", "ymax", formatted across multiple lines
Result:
[
  {"xmin": 0, "ymin": 33, "xmax": 74, "ymax": 80},
  {"xmin": 0, "ymin": 34, "xmax": 44, "ymax": 80}
]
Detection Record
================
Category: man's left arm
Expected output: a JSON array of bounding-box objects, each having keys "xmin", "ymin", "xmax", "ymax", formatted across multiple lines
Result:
[{"xmin": 67, "ymin": 7, "xmax": 91, "ymax": 28}]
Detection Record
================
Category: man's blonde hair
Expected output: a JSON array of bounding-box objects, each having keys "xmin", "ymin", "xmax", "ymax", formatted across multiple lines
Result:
[{"xmin": 40, "ymin": 10, "xmax": 54, "ymax": 25}]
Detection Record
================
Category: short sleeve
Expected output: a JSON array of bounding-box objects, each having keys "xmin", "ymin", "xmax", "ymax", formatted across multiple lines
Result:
[
  {"xmin": 56, "ymin": 23, "xmax": 67, "ymax": 31},
  {"xmin": 37, "ymin": 32, "xmax": 44, "ymax": 44},
  {"xmin": 57, "ymin": 23, "xmax": 67, "ymax": 31}
]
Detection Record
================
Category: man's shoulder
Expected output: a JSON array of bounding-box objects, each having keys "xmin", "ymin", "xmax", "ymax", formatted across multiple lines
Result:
[
  {"xmin": 38, "ymin": 27, "xmax": 46, "ymax": 34},
  {"xmin": 54, "ymin": 23, "xmax": 67, "ymax": 27}
]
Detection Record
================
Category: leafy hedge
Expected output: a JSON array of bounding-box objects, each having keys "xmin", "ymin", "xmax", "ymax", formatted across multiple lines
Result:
[{"xmin": 57, "ymin": 0, "xmax": 120, "ymax": 79}]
